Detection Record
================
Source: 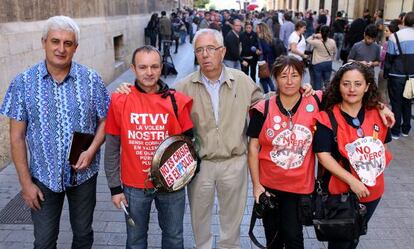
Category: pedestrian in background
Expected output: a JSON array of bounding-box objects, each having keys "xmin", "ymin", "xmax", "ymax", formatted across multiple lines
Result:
[
  {"xmin": 306, "ymin": 25, "xmax": 336, "ymax": 90},
  {"xmin": 240, "ymin": 22, "xmax": 259, "ymax": 82},
  {"xmin": 384, "ymin": 11, "xmax": 414, "ymax": 139},
  {"xmin": 146, "ymin": 13, "xmax": 159, "ymax": 47}
]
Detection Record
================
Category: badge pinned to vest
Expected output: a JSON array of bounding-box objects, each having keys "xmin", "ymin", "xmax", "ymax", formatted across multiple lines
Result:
[{"xmin": 149, "ymin": 135, "xmax": 198, "ymax": 192}]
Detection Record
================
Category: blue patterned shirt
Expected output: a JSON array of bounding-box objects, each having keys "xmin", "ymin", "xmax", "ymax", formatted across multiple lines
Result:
[{"xmin": 0, "ymin": 61, "xmax": 110, "ymax": 192}]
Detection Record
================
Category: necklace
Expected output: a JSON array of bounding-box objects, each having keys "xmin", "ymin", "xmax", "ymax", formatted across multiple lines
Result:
[{"xmin": 276, "ymin": 95, "xmax": 302, "ymax": 131}]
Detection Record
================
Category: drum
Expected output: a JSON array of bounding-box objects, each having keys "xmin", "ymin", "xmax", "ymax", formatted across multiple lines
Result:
[{"xmin": 150, "ymin": 135, "xmax": 198, "ymax": 192}]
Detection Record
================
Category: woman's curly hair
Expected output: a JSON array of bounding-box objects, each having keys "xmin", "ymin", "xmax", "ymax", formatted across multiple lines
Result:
[{"xmin": 323, "ymin": 62, "xmax": 382, "ymax": 110}]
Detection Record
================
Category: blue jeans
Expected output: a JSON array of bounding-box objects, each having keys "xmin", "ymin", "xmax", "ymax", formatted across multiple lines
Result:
[
  {"xmin": 223, "ymin": 60, "xmax": 241, "ymax": 70},
  {"xmin": 328, "ymin": 198, "xmax": 381, "ymax": 249},
  {"xmin": 334, "ymin": 33, "xmax": 344, "ymax": 61},
  {"xmin": 260, "ymin": 77, "xmax": 276, "ymax": 93},
  {"xmin": 123, "ymin": 186, "xmax": 185, "ymax": 249},
  {"xmin": 312, "ymin": 61, "xmax": 332, "ymax": 90},
  {"xmin": 31, "ymin": 174, "xmax": 97, "ymax": 249},
  {"xmin": 179, "ymin": 30, "xmax": 186, "ymax": 44}
]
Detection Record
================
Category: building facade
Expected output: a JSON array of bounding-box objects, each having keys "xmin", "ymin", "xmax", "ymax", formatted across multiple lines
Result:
[
  {"xmin": 0, "ymin": 0, "xmax": 193, "ymax": 169},
  {"xmin": 265, "ymin": 0, "xmax": 414, "ymax": 20}
]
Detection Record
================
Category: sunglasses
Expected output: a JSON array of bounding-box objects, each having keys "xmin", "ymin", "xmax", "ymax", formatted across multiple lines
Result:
[{"xmin": 352, "ymin": 118, "xmax": 364, "ymax": 138}]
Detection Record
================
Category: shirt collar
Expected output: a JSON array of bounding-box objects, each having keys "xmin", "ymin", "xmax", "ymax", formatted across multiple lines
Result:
[
  {"xmin": 40, "ymin": 60, "xmax": 77, "ymax": 81},
  {"xmin": 191, "ymin": 65, "xmax": 235, "ymax": 88},
  {"xmin": 134, "ymin": 79, "xmax": 169, "ymax": 94}
]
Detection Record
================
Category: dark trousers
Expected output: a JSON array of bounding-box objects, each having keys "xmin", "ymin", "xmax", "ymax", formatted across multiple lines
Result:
[
  {"xmin": 149, "ymin": 33, "xmax": 157, "ymax": 47},
  {"xmin": 159, "ymin": 34, "xmax": 170, "ymax": 51},
  {"xmin": 387, "ymin": 76, "xmax": 412, "ymax": 136},
  {"xmin": 262, "ymin": 189, "xmax": 304, "ymax": 249},
  {"xmin": 328, "ymin": 198, "xmax": 381, "ymax": 249},
  {"xmin": 241, "ymin": 58, "xmax": 258, "ymax": 82},
  {"xmin": 31, "ymin": 174, "xmax": 97, "ymax": 249}
]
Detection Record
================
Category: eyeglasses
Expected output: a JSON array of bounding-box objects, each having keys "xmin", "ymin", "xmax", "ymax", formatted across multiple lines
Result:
[
  {"xmin": 352, "ymin": 118, "xmax": 364, "ymax": 138},
  {"xmin": 194, "ymin": 46, "xmax": 223, "ymax": 56}
]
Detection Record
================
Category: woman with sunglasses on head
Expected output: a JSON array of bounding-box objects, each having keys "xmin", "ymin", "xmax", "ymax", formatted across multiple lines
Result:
[{"xmin": 313, "ymin": 61, "xmax": 393, "ymax": 249}]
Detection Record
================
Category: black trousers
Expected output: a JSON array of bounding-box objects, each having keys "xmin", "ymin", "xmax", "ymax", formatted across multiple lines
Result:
[
  {"xmin": 241, "ymin": 57, "xmax": 258, "ymax": 82},
  {"xmin": 387, "ymin": 76, "xmax": 412, "ymax": 136},
  {"xmin": 262, "ymin": 189, "xmax": 304, "ymax": 249}
]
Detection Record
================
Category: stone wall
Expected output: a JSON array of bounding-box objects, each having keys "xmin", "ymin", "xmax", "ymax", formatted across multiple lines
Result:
[{"xmin": 0, "ymin": 0, "xmax": 193, "ymax": 170}]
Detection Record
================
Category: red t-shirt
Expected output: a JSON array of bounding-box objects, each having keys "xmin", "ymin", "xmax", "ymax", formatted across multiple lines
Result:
[
  {"xmin": 315, "ymin": 105, "xmax": 392, "ymax": 202},
  {"xmin": 251, "ymin": 93, "xmax": 322, "ymax": 194},
  {"xmin": 105, "ymin": 87, "xmax": 193, "ymax": 188}
]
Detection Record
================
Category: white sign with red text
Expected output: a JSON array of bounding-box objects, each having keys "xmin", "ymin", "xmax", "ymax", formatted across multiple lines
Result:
[{"xmin": 345, "ymin": 136, "xmax": 386, "ymax": 186}]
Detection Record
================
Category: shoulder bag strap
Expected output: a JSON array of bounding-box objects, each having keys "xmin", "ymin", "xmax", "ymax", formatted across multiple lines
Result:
[
  {"xmin": 322, "ymin": 40, "xmax": 331, "ymax": 57},
  {"xmin": 327, "ymin": 110, "xmax": 352, "ymax": 173},
  {"xmin": 394, "ymin": 33, "xmax": 409, "ymax": 79},
  {"xmin": 394, "ymin": 33, "xmax": 403, "ymax": 55}
]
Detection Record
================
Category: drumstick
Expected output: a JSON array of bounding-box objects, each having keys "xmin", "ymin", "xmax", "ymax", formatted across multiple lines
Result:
[{"xmin": 120, "ymin": 201, "xmax": 136, "ymax": 227}]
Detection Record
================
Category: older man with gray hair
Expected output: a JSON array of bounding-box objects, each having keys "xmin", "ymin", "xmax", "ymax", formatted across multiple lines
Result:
[
  {"xmin": 176, "ymin": 28, "xmax": 262, "ymax": 249},
  {"xmin": 0, "ymin": 15, "xmax": 109, "ymax": 249}
]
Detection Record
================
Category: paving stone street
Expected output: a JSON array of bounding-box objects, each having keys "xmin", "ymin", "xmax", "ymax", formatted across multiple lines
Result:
[{"xmin": 0, "ymin": 41, "xmax": 413, "ymax": 249}]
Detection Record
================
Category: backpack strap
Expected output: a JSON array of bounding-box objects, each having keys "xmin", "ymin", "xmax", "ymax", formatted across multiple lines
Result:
[
  {"xmin": 161, "ymin": 89, "xmax": 179, "ymax": 119},
  {"xmin": 327, "ymin": 110, "xmax": 338, "ymax": 142},
  {"xmin": 312, "ymin": 94, "xmax": 322, "ymax": 110},
  {"xmin": 263, "ymin": 96, "xmax": 270, "ymax": 119}
]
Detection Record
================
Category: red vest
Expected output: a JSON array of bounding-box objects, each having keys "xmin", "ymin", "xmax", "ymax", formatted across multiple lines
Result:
[
  {"xmin": 105, "ymin": 88, "xmax": 193, "ymax": 188},
  {"xmin": 253, "ymin": 93, "xmax": 322, "ymax": 194},
  {"xmin": 316, "ymin": 105, "xmax": 392, "ymax": 202}
]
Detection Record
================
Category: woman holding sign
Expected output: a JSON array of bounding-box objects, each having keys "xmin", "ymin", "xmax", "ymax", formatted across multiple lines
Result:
[{"xmin": 314, "ymin": 61, "xmax": 393, "ymax": 249}]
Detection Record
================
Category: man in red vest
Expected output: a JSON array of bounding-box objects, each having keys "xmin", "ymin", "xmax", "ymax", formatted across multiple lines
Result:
[{"xmin": 104, "ymin": 45, "xmax": 193, "ymax": 249}]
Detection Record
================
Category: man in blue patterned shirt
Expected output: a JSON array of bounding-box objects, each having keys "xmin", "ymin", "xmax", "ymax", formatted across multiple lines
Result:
[{"xmin": 0, "ymin": 16, "xmax": 109, "ymax": 249}]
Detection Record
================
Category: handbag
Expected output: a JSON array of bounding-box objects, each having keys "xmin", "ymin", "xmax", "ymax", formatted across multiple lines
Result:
[
  {"xmin": 258, "ymin": 61, "xmax": 271, "ymax": 79},
  {"xmin": 257, "ymin": 37, "xmax": 271, "ymax": 79},
  {"xmin": 312, "ymin": 111, "xmax": 368, "ymax": 242},
  {"xmin": 403, "ymin": 78, "xmax": 414, "ymax": 99}
]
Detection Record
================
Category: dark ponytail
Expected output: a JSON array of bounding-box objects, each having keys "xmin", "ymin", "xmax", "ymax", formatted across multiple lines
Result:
[{"xmin": 320, "ymin": 25, "xmax": 330, "ymax": 42}]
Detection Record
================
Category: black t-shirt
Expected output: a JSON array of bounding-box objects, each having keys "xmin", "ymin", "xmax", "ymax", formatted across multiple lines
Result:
[
  {"xmin": 246, "ymin": 95, "xmax": 303, "ymax": 138},
  {"xmin": 247, "ymin": 109, "xmax": 265, "ymax": 138},
  {"xmin": 332, "ymin": 19, "xmax": 347, "ymax": 33},
  {"xmin": 313, "ymin": 108, "xmax": 391, "ymax": 155}
]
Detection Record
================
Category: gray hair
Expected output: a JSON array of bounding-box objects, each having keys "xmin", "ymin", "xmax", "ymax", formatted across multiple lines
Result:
[
  {"xmin": 192, "ymin": 29, "xmax": 224, "ymax": 50},
  {"xmin": 42, "ymin": 16, "xmax": 80, "ymax": 44}
]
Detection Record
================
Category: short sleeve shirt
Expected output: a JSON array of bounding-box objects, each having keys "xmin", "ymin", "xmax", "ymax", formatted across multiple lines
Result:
[
  {"xmin": 0, "ymin": 61, "xmax": 110, "ymax": 192},
  {"xmin": 288, "ymin": 32, "xmax": 306, "ymax": 61},
  {"xmin": 347, "ymin": 41, "xmax": 380, "ymax": 63}
]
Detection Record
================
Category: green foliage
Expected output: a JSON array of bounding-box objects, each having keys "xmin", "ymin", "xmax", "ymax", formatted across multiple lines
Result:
[{"xmin": 194, "ymin": 0, "xmax": 210, "ymax": 8}]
